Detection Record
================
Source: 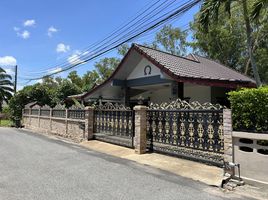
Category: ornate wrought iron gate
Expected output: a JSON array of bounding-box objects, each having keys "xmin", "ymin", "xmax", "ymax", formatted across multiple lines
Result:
[
  {"xmin": 146, "ymin": 100, "xmax": 224, "ymax": 166},
  {"xmin": 93, "ymin": 103, "xmax": 135, "ymax": 148}
]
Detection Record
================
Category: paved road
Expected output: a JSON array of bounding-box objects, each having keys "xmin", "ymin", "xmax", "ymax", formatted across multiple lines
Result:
[{"xmin": 0, "ymin": 128, "xmax": 252, "ymax": 200}]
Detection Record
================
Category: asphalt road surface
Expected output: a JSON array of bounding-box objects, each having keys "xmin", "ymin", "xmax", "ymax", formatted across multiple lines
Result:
[{"xmin": 0, "ymin": 128, "xmax": 253, "ymax": 200}]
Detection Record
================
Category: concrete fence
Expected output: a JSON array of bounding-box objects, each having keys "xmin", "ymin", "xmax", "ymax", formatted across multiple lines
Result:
[
  {"xmin": 23, "ymin": 106, "xmax": 94, "ymax": 142},
  {"xmin": 23, "ymin": 105, "xmax": 232, "ymax": 163},
  {"xmin": 22, "ymin": 104, "xmax": 268, "ymax": 184},
  {"xmin": 233, "ymin": 131, "xmax": 268, "ymax": 184}
]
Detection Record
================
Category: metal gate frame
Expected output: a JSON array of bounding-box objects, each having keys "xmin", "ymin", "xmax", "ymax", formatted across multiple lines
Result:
[{"xmin": 93, "ymin": 103, "xmax": 135, "ymax": 148}]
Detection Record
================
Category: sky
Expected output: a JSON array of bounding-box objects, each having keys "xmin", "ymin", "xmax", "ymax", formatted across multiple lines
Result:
[{"xmin": 0, "ymin": 0, "xmax": 200, "ymax": 90}]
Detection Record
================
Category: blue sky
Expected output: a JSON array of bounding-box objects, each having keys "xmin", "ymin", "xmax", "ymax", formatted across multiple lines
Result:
[{"xmin": 0, "ymin": 0, "xmax": 200, "ymax": 90}]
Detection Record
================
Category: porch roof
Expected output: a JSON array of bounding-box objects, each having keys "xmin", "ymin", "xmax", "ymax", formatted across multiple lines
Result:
[{"xmin": 79, "ymin": 43, "xmax": 256, "ymax": 100}]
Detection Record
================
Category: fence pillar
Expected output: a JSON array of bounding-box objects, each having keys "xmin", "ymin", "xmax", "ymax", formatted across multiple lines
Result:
[
  {"xmin": 29, "ymin": 108, "xmax": 32, "ymax": 127},
  {"xmin": 38, "ymin": 108, "xmax": 41, "ymax": 128},
  {"xmin": 49, "ymin": 108, "xmax": 52, "ymax": 132},
  {"xmin": 65, "ymin": 109, "xmax": 68, "ymax": 135},
  {"xmin": 133, "ymin": 105, "xmax": 148, "ymax": 154},
  {"xmin": 223, "ymin": 109, "xmax": 234, "ymax": 176},
  {"xmin": 85, "ymin": 106, "xmax": 94, "ymax": 140}
]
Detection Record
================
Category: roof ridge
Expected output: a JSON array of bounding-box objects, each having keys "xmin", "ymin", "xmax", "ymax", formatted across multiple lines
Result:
[
  {"xmin": 193, "ymin": 54, "xmax": 256, "ymax": 83},
  {"xmin": 133, "ymin": 43, "xmax": 200, "ymax": 63}
]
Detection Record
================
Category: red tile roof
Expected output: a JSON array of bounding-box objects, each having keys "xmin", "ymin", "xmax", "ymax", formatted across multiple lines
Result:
[{"xmin": 134, "ymin": 44, "xmax": 255, "ymax": 84}]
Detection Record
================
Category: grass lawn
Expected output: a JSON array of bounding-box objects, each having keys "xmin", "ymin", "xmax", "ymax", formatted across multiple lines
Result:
[{"xmin": 0, "ymin": 119, "xmax": 13, "ymax": 127}]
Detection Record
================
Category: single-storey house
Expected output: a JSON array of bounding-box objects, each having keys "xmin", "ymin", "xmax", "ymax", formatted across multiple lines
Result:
[{"xmin": 70, "ymin": 44, "xmax": 256, "ymax": 107}]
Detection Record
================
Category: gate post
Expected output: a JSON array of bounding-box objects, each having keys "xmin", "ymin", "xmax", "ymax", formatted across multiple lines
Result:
[
  {"xmin": 223, "ymin": 109, "xmax": 234, "ymax": 175},
  {"xmin": 133, "ymin": 105, "xmax": 148, "ymax": 154},
  {"xmin": 85, "ymin": 106, "xmax": 94, "ymax": 140}
]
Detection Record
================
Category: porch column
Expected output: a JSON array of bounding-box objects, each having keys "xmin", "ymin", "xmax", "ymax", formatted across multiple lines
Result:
[
  {"xmin": 85, "ymin": 106, "xmax": 94, "ymax": 140},
  {"xmin": 133, "ymin": 105, "xmax": 148, "ymax": 154},
  {"xmin": 123, "ymin": 86, "xmax": 130, "ymax": 106},
  {"xmin": 223, "ymin": 109, "xmax": 234, "ymax": 176},
  {"xmin": 178, "ymin": 82, "xmax": 184, "ymax": 99},
  {"xmin": 171, "ymin": 81, "xmax": 184, "ymax": 100}
]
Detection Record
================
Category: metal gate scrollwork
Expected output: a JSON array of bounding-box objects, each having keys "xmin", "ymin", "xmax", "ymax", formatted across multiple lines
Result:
[
  {"xmin": 147, "ymin": 99, "xmax": 224, "ymax": 166},
  {"xmin": 93, "ymin": 102, "xmax": 134, "ymax": 148}
]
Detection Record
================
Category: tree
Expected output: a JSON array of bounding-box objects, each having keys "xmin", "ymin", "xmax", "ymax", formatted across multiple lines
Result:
[
  {"xmin": 117, "ymin": 43, "xmax": 130, "ymax": 57},
  {"xmin": 94, "ymin": 57, "xmax": 120, "ymax": 81},
  {"xmin": 81, "ymin": 70, "xmax": 100, "ymax": 92},
  {"xmin": 0, "ymin": 67, "xmax": 13, "ymax": 111},
  {"xmin": 154, "ymin": 25, "xmax": 188, "ymax": 56},
  {"xmin": 191, "ymin": 7, "xmax": 247, "ymax": 70},
  {"xmin": 199, "ymin": 0, "xmax": 262, "ymax": 86},
  {"xmin": 68, "ymin": 71, "xmax": 83, "ymax": 88},
  {"xmin": 251, "ymin": 0, "xmax": 268, "ymax": 19},
  {"xmin": 54, "ymin": 80, "xmax": 81, "ymax": 105}
]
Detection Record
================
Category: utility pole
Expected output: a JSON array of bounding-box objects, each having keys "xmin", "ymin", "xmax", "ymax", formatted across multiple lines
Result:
[{"xmin": 14, "ymin": 65, "xmax": 18, "ymax": 93}]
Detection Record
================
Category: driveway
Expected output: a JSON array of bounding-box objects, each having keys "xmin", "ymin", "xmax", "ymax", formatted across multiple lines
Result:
[{"xmin": 0, "ymin": 128, "xmax": 253, "ymax": 200}]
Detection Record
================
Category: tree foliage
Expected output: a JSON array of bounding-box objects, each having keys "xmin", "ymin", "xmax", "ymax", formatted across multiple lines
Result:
[
  {"xmin": 251, "ymin": 0, "xmax": 268, "ymax": 19},
  {"xmin": 0, "ymin": 67, "xmax": 13, "ymax": 111},
  {"xmin": 192, "ymin": 1, "xmax": 268, "ymax": 83},
  {"xmin": 154, "ymin": 25, "xmax": 188, "ymax": 56},
  {"xmin": 198, "ymin": 0, "xmax": 264, "ymax": 86},
  {"xmin": 94, "ymin": 57, "xmax": 120, "ymax": 81}
]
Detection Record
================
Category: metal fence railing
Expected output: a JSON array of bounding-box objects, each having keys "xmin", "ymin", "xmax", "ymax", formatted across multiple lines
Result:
[{"xmin": 147, "ymin": 109, "xmax": 224, "ymax": 166}]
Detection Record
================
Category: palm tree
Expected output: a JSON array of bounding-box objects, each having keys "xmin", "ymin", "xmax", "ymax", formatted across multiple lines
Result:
[
  {"xmin": 0, "ymin": 67, "xmax": 13, "ymax": 111},
  {"xmin": 251, "ymin": 0, "xmax": 268, "ymax": 19},
  {"xmin": 199, "ymin": 0, "xmax": 262, "ymax": 87}
]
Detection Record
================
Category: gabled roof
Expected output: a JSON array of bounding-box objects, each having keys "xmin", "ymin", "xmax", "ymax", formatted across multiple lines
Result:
[
  {"xmin": 81, "ymin": 43, "xmax": 256, "ymax": 100},
  {"xmin": 135, "ymin": 44, "xmax": 255, "ymax": 84}
]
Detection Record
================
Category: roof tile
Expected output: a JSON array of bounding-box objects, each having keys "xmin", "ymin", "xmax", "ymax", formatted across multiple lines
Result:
[{"xmin": 134, "ymin": 44, "xmax": 255, "ymax": 83}]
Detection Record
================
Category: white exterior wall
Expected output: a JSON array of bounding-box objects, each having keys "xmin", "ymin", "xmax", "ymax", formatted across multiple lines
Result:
[
  {"xmin": 184, "ymin": 83, "xmax": 211, "ymax": 103},
  {"xmin": 130, "ymin": 86, "xmax": 172, "ymax": 104},
  {"xmin": 127, "ymin": 58, "xmax": 161, "ymax": 80}
]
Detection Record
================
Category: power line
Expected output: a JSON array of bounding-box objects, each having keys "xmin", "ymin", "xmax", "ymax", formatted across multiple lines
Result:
[
  {"xmin": 25, "ymin": 0, "xmax": 201, "ymax": 81},
  {"xmin": 21, "ymin": 0, "xmax": 165, "ymax": 75},
  {"xmin": 21, "ymin": 0, "xmax": 183, "ymax": 76}
]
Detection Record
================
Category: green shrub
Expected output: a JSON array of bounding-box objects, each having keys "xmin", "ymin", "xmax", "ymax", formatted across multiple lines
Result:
[
  {"xmin": 2, "ymin": 106, "xmax": 11, "ymax": 119},
  {"xmin": 228, "ymin": 86, "xmax": 268, "ymax": 133}
]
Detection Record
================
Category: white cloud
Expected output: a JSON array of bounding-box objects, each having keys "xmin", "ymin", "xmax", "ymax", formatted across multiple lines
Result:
[
  {"xmin": 49, "ymin": 67, "xmax": 62, "ymax": 74},
  {"xmin": 0, "ymin": 56, "xmax": 17, "ymax": 66},
  {"xmin": 56, "ymin": 43, "xmax": 70, "ymax": 53},
  {"xmin": 47, "ymin": 26, "xmax": 58, "ymax": 37},
  {"xmin": 68, "ymin": 54, "xmax": 81, "ymax": 65},
  {"xmin": 17, "ymin": 30, "xmax": 30, "ymax": 39},
  {"xmin": 67, "ymin": 50, "xmax": 87, "ymax": 65},
  {"xmin": 23, "ymin": 19, "xmax": 36, "ymax": 27},
  {"xmin": 13, "ymin": 26, "xmax": 20, "ymax": 31}
]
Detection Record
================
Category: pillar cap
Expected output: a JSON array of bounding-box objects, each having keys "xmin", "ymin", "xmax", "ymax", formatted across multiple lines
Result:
[
  {"xmin": 85, "ymin": 106, "xmax": 95, "ymax": 110},
  {"xmin": 133, "ymin": 105, "xmax": 148, "ymax": 110}
]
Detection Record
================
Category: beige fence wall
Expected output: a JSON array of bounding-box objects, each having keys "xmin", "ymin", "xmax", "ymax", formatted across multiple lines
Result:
[{"xmin": 23, "ymin": 106, "xmax": 87, "ymax": 142}]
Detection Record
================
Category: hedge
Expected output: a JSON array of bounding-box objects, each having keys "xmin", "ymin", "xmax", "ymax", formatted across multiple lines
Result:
[{"xmin": 228, "ymin": 86, "xmax": 268, "ymax": 133}]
